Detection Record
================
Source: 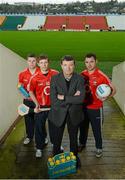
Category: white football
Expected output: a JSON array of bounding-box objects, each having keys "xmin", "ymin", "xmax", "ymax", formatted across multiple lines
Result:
[{"xmin": 96, "ymin": 84, "xmax": 111, "ymax": 98}]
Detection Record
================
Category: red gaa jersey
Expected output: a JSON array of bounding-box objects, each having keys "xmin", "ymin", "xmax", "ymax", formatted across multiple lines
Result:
[
  {"xmin": 18, "ymin": 67, "xmax": 40, "ymax": 99},
  {"xmin": 29, "ymin": 69, "xmax": 58, "ymax": 107},
  {"xmin": 81, "ymin": 68, "xmax": 111, "ymax": 109}
]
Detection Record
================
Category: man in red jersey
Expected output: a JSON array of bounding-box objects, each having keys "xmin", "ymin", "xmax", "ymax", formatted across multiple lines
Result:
[
  {"xmin": 79, "ymin": 53, "xmax": 116, "ymax": 158},
  {"xmin": 18, "ymin": 54, "xmax": 40, "ymax": 145},
  {"xmin": 29, "ymin": 54, "xmax": 58, "ymax": 158}
]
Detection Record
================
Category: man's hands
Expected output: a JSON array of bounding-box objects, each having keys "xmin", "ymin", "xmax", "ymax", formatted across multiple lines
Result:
[
  {"xmin": 57, "ymin": 90, "xmax": 81, "ymax": 100},
  {"xmin": 96, "ymin": 94, "xmax": 108, "ymax": 101},
  {"xmin": 34, "ymin": 103, "xmax": 41, "ymax": 113},
  {"xmin": 74, "ymin": 90, "xmax": 80, "ymax": 96},
  {"xmin": 57, "ymin": 94, "xmax": 65, "ymax": 100}
]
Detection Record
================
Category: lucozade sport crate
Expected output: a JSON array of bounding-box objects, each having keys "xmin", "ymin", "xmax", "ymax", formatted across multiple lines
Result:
[{"xmin": 47, "ymin": 152, "xmax": 76, "ymax": 178}]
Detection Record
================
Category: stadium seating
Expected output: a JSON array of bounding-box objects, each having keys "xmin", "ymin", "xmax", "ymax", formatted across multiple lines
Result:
[
  {"xmin": 44, "ymin": 16, "xmax": 108, "ymax": 30},
  {"xmin": 66, "ymin": 16, "xmax": 85, "ymax": 30},
  {"xmin": 0, "ymin": 16, "xmax": 26, "ymax": 30},
  {"xmin": 0, "ymin": 15, "xmax": 125, "ymax": 31},
  {"xmin": 19, "ymin": 15, "xmax": 46, "ymax": 30},
  {"xmin": 85, "ymin": 16, "xmax": 108, "ymax": 30},
  {"xmin": 44, "ymin": 16, "xmax": 66, "ymax": 30},
  {"xmin": 0, "ymin": 16, "xmax": 6, "ymax": 26},
  {"xmin": 106, "ymin": 15, "xmax": 125, "ymax": 30}
]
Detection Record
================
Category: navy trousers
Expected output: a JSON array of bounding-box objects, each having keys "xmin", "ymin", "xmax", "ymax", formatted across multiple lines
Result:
[
  {"xmin": 79, "ymin": 108, "xmax": 103, "ymax": 149},
  {"xmin": 23, "ymin": 99, "xmax": 35, "ymax": 139},
  {"xmin": 35, "ymin": 111, "xmax": 48, "ymax": 149}
]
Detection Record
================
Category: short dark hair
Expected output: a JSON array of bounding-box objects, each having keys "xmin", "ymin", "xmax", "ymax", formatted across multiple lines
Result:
[
  {"xmin": 61, "ymin": 55, "xmax": 75, "ymax": 64},
  {"xmin": 85, "ymin": 53, "xmax": 97, "ymax": 61},
  {"xmin": 27, "ymin": 53, "xmax": 36, "ymax": 59},
  {"xmin": 37, "ymin": 54, "xmax": 49, "ymax": 63}
]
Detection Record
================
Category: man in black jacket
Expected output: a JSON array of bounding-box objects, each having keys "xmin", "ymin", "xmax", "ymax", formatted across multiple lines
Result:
[{"xmin": 49, "ymin": 55, "xmax": 85, "ymax": 167}]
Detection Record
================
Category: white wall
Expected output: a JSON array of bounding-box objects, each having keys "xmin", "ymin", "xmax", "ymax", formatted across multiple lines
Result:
[
  {"xmin": 106, "ymin": 15, "xmax": 125, "ymax": 30},
  {"xmin": 20, "ymin": 15, "xmax": 46, "ymax": 30},
  {"xmin": 112, "ymin": 61, "xmax": 125, "ymax": 115},
  {"xmin": 0, "ymin": 43, "xmax": 26, "ymax": 140}
]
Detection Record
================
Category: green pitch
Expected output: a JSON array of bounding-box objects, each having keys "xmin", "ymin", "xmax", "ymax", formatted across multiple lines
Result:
[{"xmin": 0, "ymin": 31, "xmax": 125, "ymax": 76}]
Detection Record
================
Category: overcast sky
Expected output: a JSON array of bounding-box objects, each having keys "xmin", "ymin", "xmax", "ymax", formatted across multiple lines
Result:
[{"xmin": 0, "ymin": 0, "xmax": 125, "ymax": 4}]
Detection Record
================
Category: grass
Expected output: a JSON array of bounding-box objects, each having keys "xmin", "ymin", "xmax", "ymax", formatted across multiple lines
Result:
[{"xmin": 0, "ymin": 31, "xmax": 125, "ymax": 76}]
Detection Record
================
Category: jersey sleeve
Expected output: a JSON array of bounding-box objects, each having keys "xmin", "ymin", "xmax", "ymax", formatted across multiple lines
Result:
[
  {"xmin": 102, "ymin": 75, "xmax": 111, "ymax": 85},
  {"xmin": 99, "ymin": 70, "xmax": 111, "ymax": 85},
  {"xmin": 29, "ymin": 77, "xmax": 36, "ymax": 92},
  {"xmin": 18, "ymin": 72, "xmax": 24, "ymax": 84}
]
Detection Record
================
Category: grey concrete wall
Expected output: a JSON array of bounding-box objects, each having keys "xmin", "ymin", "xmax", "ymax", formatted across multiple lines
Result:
[
  {"xmin": 0, "ymin": 43, "xmax": 26, "ymax": 140},
  {"xmin": 112, "ymin": 61, "xmax": 125, "ymax": 115}
]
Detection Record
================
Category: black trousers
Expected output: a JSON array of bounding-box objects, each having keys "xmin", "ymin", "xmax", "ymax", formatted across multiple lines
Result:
[
  {"xmin": 35, "ymin": 111, "xmax": 48, "ymax": 149},
  {"xmin": 79, "ymin": 108, "xmax": 103, "ymax": 149},
  {"xmin": 23, "ymin": 99, "xmax": 35, "ymax": 139},
  {"xmin": 49, "ymin": 113, "xmax": 79, "ymax": 156}
]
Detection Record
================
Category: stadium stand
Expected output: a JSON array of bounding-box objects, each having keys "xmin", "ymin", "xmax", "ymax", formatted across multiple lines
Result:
[
  {"xmin": 85, "ymin": 16, "xmax": 108, "ymax": 30},
  {"xmin": 0, "ymin": 16, "xmax": 6, "ymax": 26},
  {"xmin": 44, "ymin": 16, "xmax": 108, "ymax": 31},
  {"xmin": 0, "ymin": 16, "xmax": 26, "ymax": 30},
  {"xmin": 66, "ymin": 16, "xmax": 85, "ymax": 30},
  {"xmin": 0, "ymin": 15, "xmax": 125, "ymax": 31},
  {"xmin": 19, "ymin": 15, "xmax": 46, "ymax": 30},
  {"xmin": 44, "ymin": 16, "xmax": 66, "ymax": 30},
  {"xmin": 106, "ymin": 15, "xmax": 125, "ymax": 30}
]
